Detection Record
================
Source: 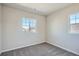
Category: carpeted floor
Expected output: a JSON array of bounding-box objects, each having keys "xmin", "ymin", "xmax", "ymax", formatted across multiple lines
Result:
[{"xmin": 0, "ymin": 43, "xmax": 78, "ymax": 56}]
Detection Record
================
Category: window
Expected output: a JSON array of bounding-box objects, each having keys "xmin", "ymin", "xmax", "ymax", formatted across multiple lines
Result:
[
  {"xmin": 70, "ymin": 13, "xmax": 79, "ymax": 24},
  {"xmin": 21, "ymin": 17, "xmax": 36, "ymax": 32},
  {"xmin": 69, "ymin": 13, "xmax": 79, "ymax": 33}
]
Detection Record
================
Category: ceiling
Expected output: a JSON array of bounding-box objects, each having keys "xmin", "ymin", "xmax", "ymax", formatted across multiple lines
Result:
[{"xmin": 4, "ymin": 3, "xmax": 72, "ymax": 16}]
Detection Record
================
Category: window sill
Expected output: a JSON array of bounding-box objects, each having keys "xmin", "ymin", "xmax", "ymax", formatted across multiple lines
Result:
[{"xmin": 69, "ymin": 31, "xmax": 79, "ymax": 34}]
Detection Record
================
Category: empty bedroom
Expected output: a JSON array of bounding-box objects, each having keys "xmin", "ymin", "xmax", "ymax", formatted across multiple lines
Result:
[{"xmin": 0, "ymin": 3, "xmax": 79, "ymax": 56}]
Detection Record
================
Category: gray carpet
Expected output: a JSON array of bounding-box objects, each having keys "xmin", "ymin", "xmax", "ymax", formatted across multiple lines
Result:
[{"xmin": 0, "ymin": 43, "xmax": 78, "ymax": 56}]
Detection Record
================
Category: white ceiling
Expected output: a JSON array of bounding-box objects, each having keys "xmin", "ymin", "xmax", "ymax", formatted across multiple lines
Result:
[{"xmin": 4, "ymin": 3, "xmax": 72, "ymax": 16}]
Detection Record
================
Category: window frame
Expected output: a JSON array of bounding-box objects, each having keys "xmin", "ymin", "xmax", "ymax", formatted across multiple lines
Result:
[
  {"xmin": 21, "ymin": 17, "xmax": 37, "ymax": 32},
  {"xmin": 69, "ymin": 13, "xmax": 79, "ymax": 33}
]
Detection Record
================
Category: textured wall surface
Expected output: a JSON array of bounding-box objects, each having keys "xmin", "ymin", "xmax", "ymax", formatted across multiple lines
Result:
[
  {"xmin": 0, "ymin": 5, "xmax": 2, "ymax": 54},
  {"xmin": 47, "ymin": 4, "xmax": 79, "ymax": 55},
  {"xmin": 2, "ymin": 5, "xmax": 46, "ymax": 52}
]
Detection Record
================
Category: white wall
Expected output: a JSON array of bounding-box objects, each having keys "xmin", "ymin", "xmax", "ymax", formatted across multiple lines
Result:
[
  {"xmin": 2, "ymin": 5, "xmax": 46, "ymax": 52},
  {"xmin": 47, "ymin": 4, "xmax": 79, "ymax": 55},
  {"xmin": 0, "ymin": 5, "xmax": 2, "ymax": 54}
]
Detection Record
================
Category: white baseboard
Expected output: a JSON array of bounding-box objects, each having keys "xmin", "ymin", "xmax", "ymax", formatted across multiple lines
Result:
[
  {"xmin": 2, "ymin": 41, "xmax": 79, "ymax": 55},
  {"xmin": 47, "ymin": 41, "xmax": 79, "ymax": 55},
  {"xmin": 2, "ymin": 41, "xmax": 45, "ymax": 53}
]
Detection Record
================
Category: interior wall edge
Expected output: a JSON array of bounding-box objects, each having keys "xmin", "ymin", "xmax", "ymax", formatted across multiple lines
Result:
[
  {"xmin": 46, "ymin": 41, "xmax": 79, "ymax": 55},
  {"xmin": 0, "ymin": 4, "xmax": 3, "ymax": 54},
  {"xmin": 2, "ymin": 4, "xmax": 46, "ymax": 17},
  {"xmin": 47, "ymin": 3, "xmax": 73, "ymax": 17},
  {"xmin": 2, "ymin": 41, "xmax": 45, "ymax": 53}
]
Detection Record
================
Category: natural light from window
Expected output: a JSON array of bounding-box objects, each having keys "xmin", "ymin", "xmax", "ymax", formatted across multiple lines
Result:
[
  {"xmin": 69, "ymin": 13, "xmax": 79, "ymax": 33},
  {"xmin": 21, "ymin": 17, "xmax": 36, "ymax": 32},
  {"xmin": 70, "ymin": 13, "xmax": 79, "ymax": 24}
]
